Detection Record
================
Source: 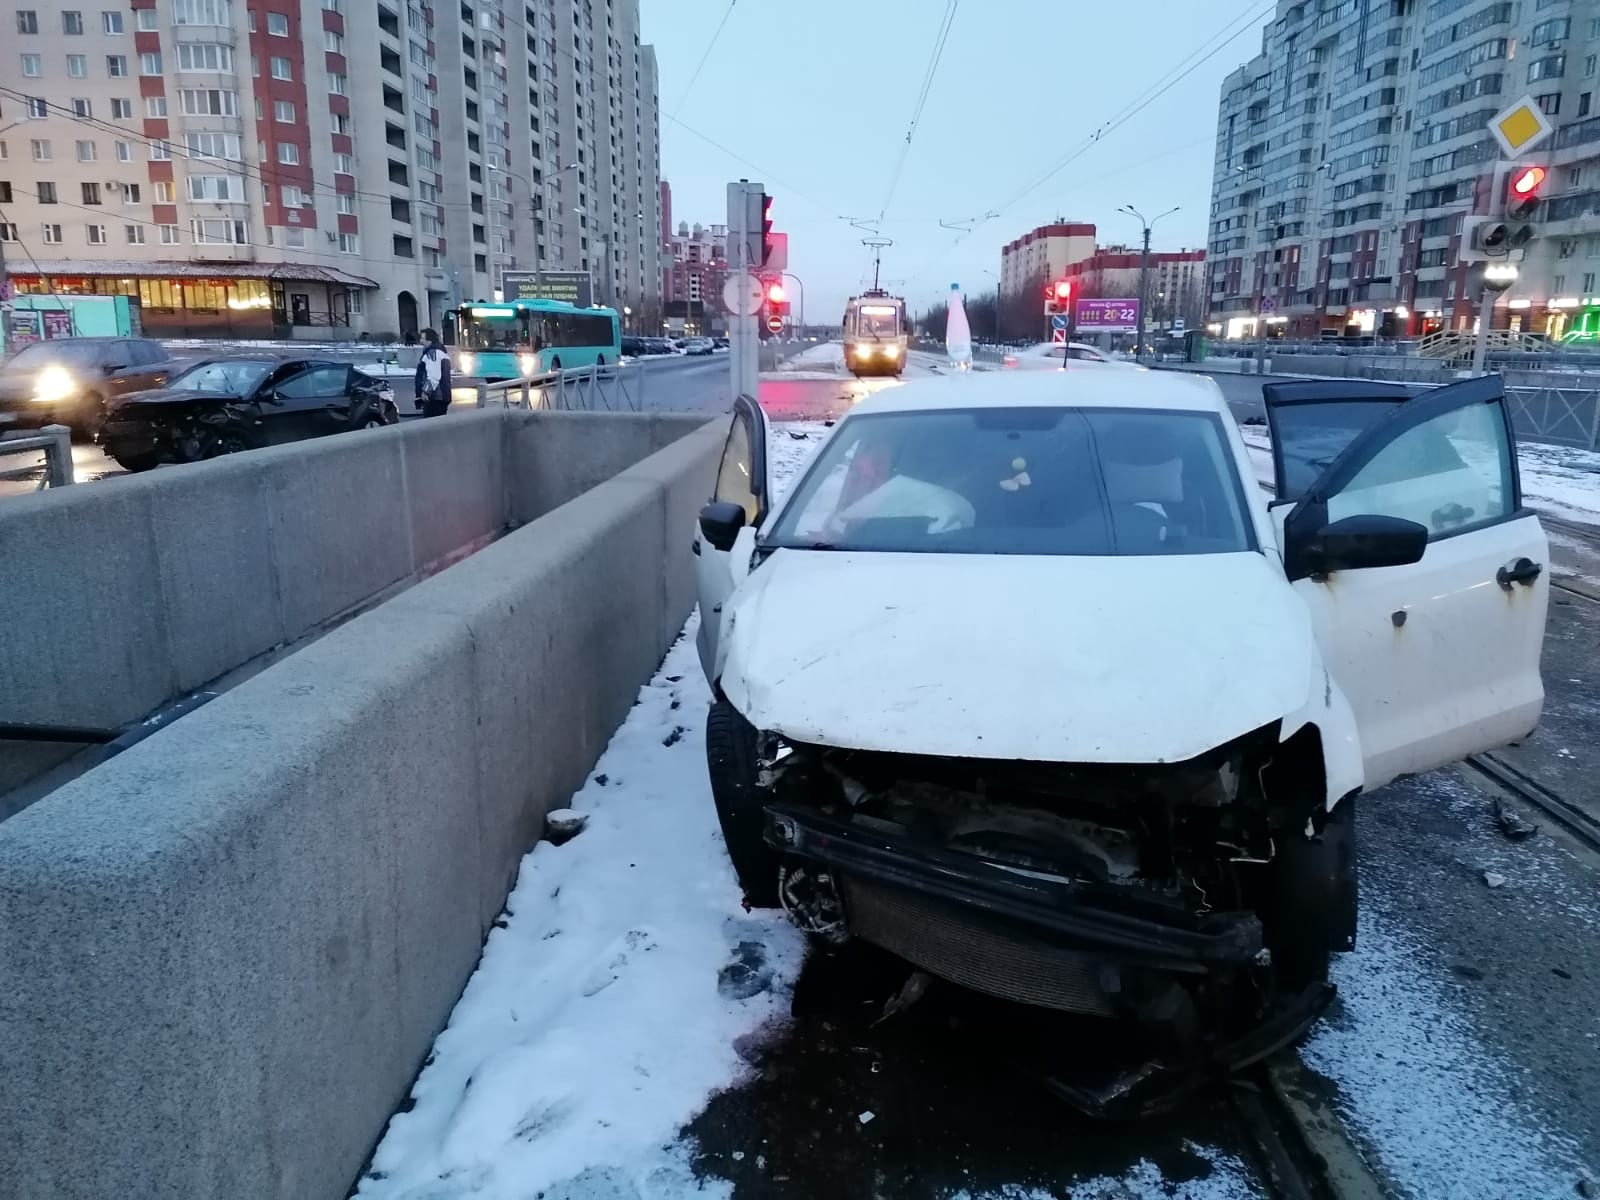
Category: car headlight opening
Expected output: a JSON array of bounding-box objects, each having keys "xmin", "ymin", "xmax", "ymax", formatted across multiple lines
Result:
[{"xmin": 32, "ymin": 366, "xmax": 77, "ymax": 404}]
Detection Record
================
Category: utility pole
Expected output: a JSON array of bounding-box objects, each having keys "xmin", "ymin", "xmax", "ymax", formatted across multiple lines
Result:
[
  {"xmin": 726, "ymin": 180, "xmax": 764, "ymax": 401},
  {"xmin": 1118, "ymin": 204, "xmax": 1178, "ymax": 363}
]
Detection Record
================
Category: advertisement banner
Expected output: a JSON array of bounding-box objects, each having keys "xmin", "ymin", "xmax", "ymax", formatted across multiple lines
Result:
[
  {"xmin": 499, "ymin": 270, "xmax": 594, "ymax": 308},
  {"xmin": 1074, "ymin": 297, "xmax": 1141, "ymax": 332}
]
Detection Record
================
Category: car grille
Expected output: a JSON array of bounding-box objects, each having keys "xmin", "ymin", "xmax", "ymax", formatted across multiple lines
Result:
[{"xmin": 841, "ymin": 874, "xmax": 1115, "ymax": 1016}]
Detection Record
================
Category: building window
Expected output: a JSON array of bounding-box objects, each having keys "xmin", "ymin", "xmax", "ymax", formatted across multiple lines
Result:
[
  {"xmin": 172, "ymin": 0, "xmax": 231, "ymax": 25},
  {"xmin": 27, "ymin": 97, "xmax": 48, "ymax": 118},
  {"xmin": 338, "ymin": 232, "xmax": 359, "ymax": 253},
  {"xmin": 31, "ymin": 140, "xmax": 52, "ymax": 162},
  {"xmin": 103, "ymin": 11, "xmax": 124, "ymax": 34},
  {"xmin": 0, "ymin": 223, "xmax": 16, "ymax": 241},
  {"xmin": 86, "ymin": 223, "xmax": 107, "ymax": 245},
  {"xmin": 178, "ymin": 44, "xmax": 233, "ymax": 72},
  {"xmin": 184, "ymin": 132, "xmax": 240, "ymax": 160},
  {"xmin": 277, "ymin": 142, "xmax": 300, "ymax": 164},
  {"xmin": 333, "ymin": 152, "xmax": 353, "ymax": 173},
  {"xmin": 325, "ymin": 0, "xmax": 344, "ymax": 12},
  {"xmin": 68, "ymin": 56, "xmax": 88, "ymax": 79},
  {"xmin": 107, "ymin": 55, "xmax": 127, "ymax": 77},
  {"xmin": 336, "ymin": 192, "xmax": 355, "ymax": 214},
  {"xmin": 180, "ymin": 88, "xmax": 239, "ymax": 116},
  {"xmin": 326, "ymin": 30, "xmax": 344, "ymax": 53},
  {"xmin": 191, "ymin": 217, "xmax": 247, "ymax": 244},
  {"xmin": 125, "ymin": 224, "xmax": 145, "ymax": 244},
  {"xmin": 1585, "ymin": 273, "xmax": 1597, "ymax": 294},
  {"xmin": 72, "ymin": 98, "xmax": 92, "ymax": 117},
  {"xmin": 189, "ymin": 174, "xmax": 246, "ymax": 201},
  {"xmin": 36, "ymin": 181, "xmax": 56, "ymax": 202},
  {"xmin": 146, "ymin": 96, "xmax": 168, "ymax": 117},
  {"xmin": 282, "ymin": 184, "xmax": 308, "ymax": 207},
  {"xmin": 62, "ymin": 11, "xmax": 84, "ymax": 35},
  {"xmin": 160, "ymin": 224, "xmax": 180, "ymax": 244},
  {"xmin": 153, "ymin": 181, "xmax": 173, "ymax": 202},
  {"xmin": 82, "ymin": 181, "xmax": 101, "ymax": 203},
  {"xmin": 329, "ymin": 73, "xmax": 347, "ymax": 95},
  {"xmin": 123, "ymin": 182, "xmax": 140, "ymax": 202},
  {"xmin": 1583, "ymin": 94, "xmax": 1595, "ymax": 118},
  {"xmin": 21, "ymin": 54, "xmax": 41, "ymax": 77},
  {"xmin": 1529, "ymin": 55, "xmax": 1566, "ymax": 83},
  {"xmin": 140, "ymin": 52, "xmax": 163, "ymax": 76},
  {"xmin": 137, "ymin": 9, "xmax": 158, "ymax": 30},
  {"xmin": 111, "ymin": 98, "xmax": 132, "ymax": 119},
  {"xmin": 330, "ymin": 112, "xmax": 349, "ymax": 134},
  {"xmin": 43, "ymin": 223, "xmax": 64, "ymax": 244},
  {"xmin": 274, "ymin": 100, "xmax": 296, "ymax": 122},
  {"xmin": 270, "ymin": 56, "xmax": 292, "ymax": 80},
  {"xmin": 283, "ymin": 225, "xmax": 306, "ymax": 247},
  {"xmin": 77, "ymin": 142, "xmax": 97, "ymax": 164},
  {"xmin": 116, "ymin": 140, "xmax": 133, "ymax": 161},
  {"xmin": 150, "ymin": 139, "xmax": 172, "ymax": 160},
  {"xmin": 267, "ymin": 12, "xmax": 289, "ymax": 35},
  {"xmin": 16, "ymin": 11, "xmax": 38, "ymax": 34},
  {"xmin": 1554, "ymin": 274, "xmax": 1567, "ymax": 293}
]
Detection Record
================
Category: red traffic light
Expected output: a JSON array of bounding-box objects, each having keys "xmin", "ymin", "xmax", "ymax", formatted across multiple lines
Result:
[
  {"xmin": 1053, "ymin": 280, "xmax": 1073, "ymax": 301},
  {"xmin": 1510, "ymin": 165, "xmax": 1547, "ymax": 197},
  {"xmin": 767, "ymin": 282, "xmax": 786, "ymax": 303}
]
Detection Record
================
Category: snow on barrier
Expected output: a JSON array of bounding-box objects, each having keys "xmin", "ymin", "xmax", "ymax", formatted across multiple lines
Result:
[{"xmin": 0, "ymin": 410, "xmax": 725, "ymax": 1199}]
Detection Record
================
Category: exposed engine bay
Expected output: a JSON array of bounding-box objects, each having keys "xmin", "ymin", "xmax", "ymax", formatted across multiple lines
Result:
[{"xmin": 753, "ymin": 726, "xmax": 1352, "ymax": 1114}]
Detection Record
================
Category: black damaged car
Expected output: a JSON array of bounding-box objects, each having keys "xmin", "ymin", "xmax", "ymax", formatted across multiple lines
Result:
[{"xmin": 98, "ymin": 355, "xmax": 399, "ymax": 472}]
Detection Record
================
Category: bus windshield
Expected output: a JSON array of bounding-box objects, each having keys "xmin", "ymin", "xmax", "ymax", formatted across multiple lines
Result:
[{"xmin": 458, "ymin": 309, "xmax": 528, "ymax": 350}]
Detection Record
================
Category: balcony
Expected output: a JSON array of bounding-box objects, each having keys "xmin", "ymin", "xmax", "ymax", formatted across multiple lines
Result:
[{"xmin": 187, "ymin": 241, "xmax": 255, "ymax": 263}]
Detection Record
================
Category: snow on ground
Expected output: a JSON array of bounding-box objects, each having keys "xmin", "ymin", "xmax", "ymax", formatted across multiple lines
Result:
[
  {"xmin": 1304, "ymin": 906, "xmax": 1591, "ymax": 1198},
  {"xmin": 1237, "ymin": 425, "xmax": 1600, "ymax": 523},
  {"xmin": 357, "ymin": 629, "xmax": 806, "ymax": 1200}
]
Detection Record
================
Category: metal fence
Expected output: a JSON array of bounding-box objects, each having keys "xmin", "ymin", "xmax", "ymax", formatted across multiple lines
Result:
[
  {"xmin": 475, "ymin": 362, "xmax": 643, "ymax": 412},
  {"xmin": 0, "ymin": 426, "xmax": 74, "ymax": 491},
  {"xmin": 1503, "ymin": 384, "xmax": 1600, "ymax": 449}
]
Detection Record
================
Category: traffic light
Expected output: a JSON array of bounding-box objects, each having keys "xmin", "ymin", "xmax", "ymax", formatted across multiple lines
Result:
[
  {"xmin": 767, "ymin": 282, "xmax": 786, "ymax": 305},
  {"xmin": 1044, "ymin": 279, "xmax": 1073, "ymax": 315},
  {"xmin": 1505, "ymin": 164, "xmax": 1546, "ymax": 222},
  {"xmin": 760, "ymin": 193, "xmax": 775, "ymax": 267}
]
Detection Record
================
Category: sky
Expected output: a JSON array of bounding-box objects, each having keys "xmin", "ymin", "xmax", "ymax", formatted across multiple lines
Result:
[{"xmin": 639, "ymin": 0, "xmax": 1277, "ymax": 320}]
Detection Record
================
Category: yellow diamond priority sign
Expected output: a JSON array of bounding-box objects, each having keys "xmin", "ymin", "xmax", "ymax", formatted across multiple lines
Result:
[{"xmin": 1491, "ymin": 95, "xmax": 1555, "ymax": 158}]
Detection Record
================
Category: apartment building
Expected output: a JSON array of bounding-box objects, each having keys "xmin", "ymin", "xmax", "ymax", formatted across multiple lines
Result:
[
  {"xmin": 1062, "ymin": 244, "xmax": 1208, "ymax": 330},
  {"xmin": 0, "ymin": 0, "xmax": 661, "ymax": 339},
  {"xmin": 1208, "ymin": 0, "xmax": 1600, "ymax": 343},
  {"xmin": 999, "ymin": 221, "xmax": 1097, "ymax": 296}
]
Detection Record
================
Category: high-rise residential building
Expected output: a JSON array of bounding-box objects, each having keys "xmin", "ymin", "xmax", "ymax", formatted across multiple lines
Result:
[
  {"xmin": 661, "ymin": 205, "xmax": 727, "ymax": 336},
  {"xmin": 0, "ymin": 0, "xmax": 661, "ymax": 340},
  {"xmin": 999, "ymin": 222, "xmax": 1098, "ymax": 297},
  {"xmin": 1208, "ymin": 0, "xmax": 1600, "ymax": 343}
]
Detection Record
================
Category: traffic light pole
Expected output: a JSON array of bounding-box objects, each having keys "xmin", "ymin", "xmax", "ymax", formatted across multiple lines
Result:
[{"xmin": 727, "ymin": 181, "xmax": 762, "ymax": 402}]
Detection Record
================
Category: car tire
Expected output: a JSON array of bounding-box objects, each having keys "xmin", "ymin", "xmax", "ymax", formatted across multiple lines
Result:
[
  {"xmin": 110, "ymin": 450, "xmax": 160, "ymax": 472},
  {"xmin": 706, "ymin": 699, "xmax": 781, "ymax": 907}
]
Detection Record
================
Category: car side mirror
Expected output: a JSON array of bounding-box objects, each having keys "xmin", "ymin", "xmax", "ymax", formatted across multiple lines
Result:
[
  {"xmin": 699, "ymin": 500, "xmax": 747, "ymax": 553},
  {"xmin": 1299, "ymin": 513, "xmax": 1428, "ymax": 576}
]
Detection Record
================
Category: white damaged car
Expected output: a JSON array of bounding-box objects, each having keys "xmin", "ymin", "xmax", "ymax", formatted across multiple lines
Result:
[{"xmin": 691, "ymin": 370, "xmax": 1547, "ymax": 1108}]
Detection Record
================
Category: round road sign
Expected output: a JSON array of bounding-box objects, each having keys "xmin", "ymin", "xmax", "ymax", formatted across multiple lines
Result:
[
  {"xmin": 723, "ymin": 272, "xmax": 764, "ymax": 317},
  {"xmin": 766, "ymin": 314, "xmax": 785, "ymax": 333}
]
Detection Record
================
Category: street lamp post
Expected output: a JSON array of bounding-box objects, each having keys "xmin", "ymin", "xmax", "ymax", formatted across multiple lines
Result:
[
  {"xmin": 781, "ymin": 271, "xmax": 805, "ymax": 334},
  {"xmin": 1117, "ymin": 204, "xmax": 1180, "ymax": 363},
  {"xmin": 493, "ymin": 162, "xmax": 579, "ymax": 299},
  {"xmin": 980, "ymin": 268, "xmax": 1002, "ymax": 343}
]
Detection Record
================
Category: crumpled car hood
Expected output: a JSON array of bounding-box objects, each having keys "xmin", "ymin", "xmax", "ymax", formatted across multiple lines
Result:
[{"xmin": 720, "ymin": 549, "xmax": 1315, "ymax": 764}]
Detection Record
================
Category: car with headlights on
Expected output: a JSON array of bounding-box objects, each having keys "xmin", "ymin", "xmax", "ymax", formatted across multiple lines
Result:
[
  {"xmin": 690, "ymin": 369, "xmax": 1548, "ymax": 1111},
  {"xmin": 0, "ymin": 337, "xmax": 175, "ymax": 438},
  {"xmin": 1003, "ymin": 341, "xmax": 1137, "ymax": 371},
  {"xmin": 98, "ymin": 354, "xmax": 398, "ymax": 472}
]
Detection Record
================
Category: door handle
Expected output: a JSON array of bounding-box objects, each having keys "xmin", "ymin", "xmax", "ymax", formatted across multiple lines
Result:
[{"xmin": 1496, "ymin": 557, "xmax": 1543, "ymax": 589}]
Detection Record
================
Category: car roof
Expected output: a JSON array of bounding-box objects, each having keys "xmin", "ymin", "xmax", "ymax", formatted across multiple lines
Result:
[{"xmin": 846, "ymin": 365, "xmax": 1230, "ymax": 417}]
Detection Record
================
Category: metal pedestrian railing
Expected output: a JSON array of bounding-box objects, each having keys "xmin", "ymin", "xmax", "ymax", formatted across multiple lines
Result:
[
  {"xmin": 1503, "ymin": 384, "xmax": 1600, "ymax": 449},
  {"xmin": 0, "ymin": 425, "xmax": 75, "ymax": 490},
  {"xmin": 473, "ymin": 362, "xmax": 644, "ymax": 413}
]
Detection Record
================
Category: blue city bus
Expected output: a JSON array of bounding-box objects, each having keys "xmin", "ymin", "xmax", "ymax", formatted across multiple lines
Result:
[{"xmin": 446, "ymin": 298, "xmax": 622, "ymax": 380}]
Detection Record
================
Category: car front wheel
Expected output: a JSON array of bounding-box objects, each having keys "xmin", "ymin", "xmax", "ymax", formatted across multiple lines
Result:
[{"xmin": 706, "ymin": 700, "xmax": 781, "ymax": 907}]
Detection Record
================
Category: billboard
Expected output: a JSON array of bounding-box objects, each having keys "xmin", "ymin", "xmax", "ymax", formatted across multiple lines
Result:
[
  {"xmin": 499, "ymin": 269, "xmax": 593, "ymax": 308},
  {"xmin": 1074, "ymin": 297, "xmax": 1141, "ymax": 332}
]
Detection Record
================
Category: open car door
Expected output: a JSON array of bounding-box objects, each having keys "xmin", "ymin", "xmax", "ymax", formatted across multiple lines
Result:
[
  {"xmin": 1271, "ymin": 376, "xmax": 1548, "ymax": 791},
  {"xmin": 693, "ymin": 394, "xmax": 770, "ymax": 686}
]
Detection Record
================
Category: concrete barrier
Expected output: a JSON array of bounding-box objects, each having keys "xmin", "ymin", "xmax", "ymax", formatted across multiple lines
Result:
[
  {"xmin": 0, "ymin": 414, "xmax": 726, "ymax": 1199},
  {"xmin": 0, "ymin": 410, "xmax": 709, "ymax": 800}
]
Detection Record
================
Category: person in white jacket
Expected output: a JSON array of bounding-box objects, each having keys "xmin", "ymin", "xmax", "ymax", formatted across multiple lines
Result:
[{"xmin": 414, "ymin": 328, "xmax": 453, "ymax": 418}]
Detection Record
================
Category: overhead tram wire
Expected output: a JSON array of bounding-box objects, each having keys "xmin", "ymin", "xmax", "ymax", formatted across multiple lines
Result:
[
  {"xmin": 671, "ymin": 0, "xmax": 739, "ymax": 117},
  {"xmin": 877, "ymin": 0, "xmax": 960, "ymax": 225},
  {"xmin": 901, "ymin": 0, "xmax": 1275, "ymax": 284}
]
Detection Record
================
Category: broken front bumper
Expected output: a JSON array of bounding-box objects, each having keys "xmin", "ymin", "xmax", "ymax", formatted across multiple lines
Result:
[{"xmin": 763, "ymin": 804, "xmax": 1264, "ymax": 1018}]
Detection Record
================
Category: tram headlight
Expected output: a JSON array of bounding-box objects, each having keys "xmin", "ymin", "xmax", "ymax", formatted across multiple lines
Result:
[
  {"xmin": 853, "ymin": 343, "xmax": 874, "ymax": 358},
  {"xmin": 883, "ymin": 344, "xmax": 900, "ymax": 358}
]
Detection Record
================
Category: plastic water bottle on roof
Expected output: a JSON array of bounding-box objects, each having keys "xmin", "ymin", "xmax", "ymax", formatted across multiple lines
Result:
[{"xmin": 945, "ymin": 283, "xmax": 973, "ymax": 371}]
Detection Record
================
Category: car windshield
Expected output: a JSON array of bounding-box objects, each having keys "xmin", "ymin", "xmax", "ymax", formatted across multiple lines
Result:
[
  {"xmin": 170, "ymin": 359, "xmax": 274, "ymax": 396},
  {"xmin": 7, "ymin": 341, "xmax": 105, "ymax": 369},
  {"xmin": 767, "ymin": 406, "xmax": 1254, "ymax": 556}
]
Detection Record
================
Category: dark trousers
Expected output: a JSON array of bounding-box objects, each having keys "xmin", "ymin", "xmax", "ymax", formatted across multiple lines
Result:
[{"xmin": 420, "ymin": 386, "xmax": 450, "ymax": 418}]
